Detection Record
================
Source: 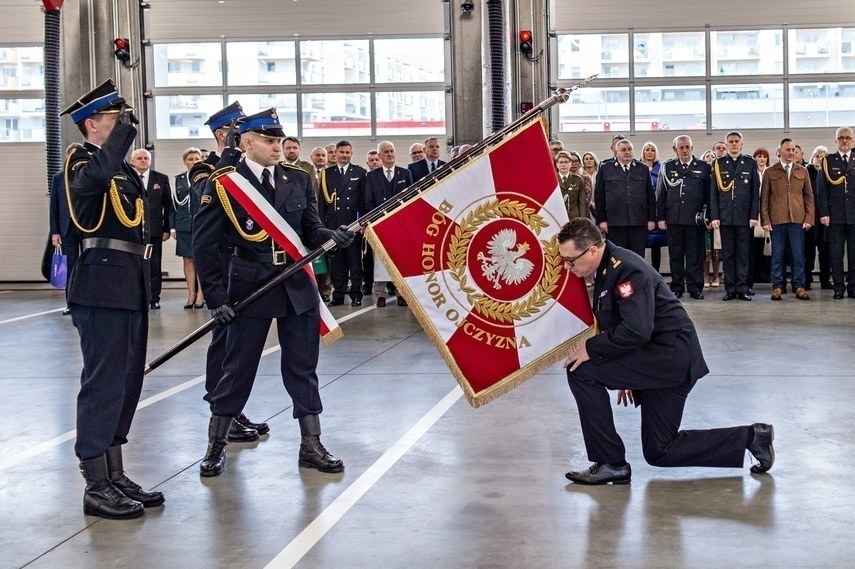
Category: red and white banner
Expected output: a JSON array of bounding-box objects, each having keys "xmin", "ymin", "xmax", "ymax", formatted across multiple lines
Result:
[
  {"xmin": 365, "ymin": 118, "xmax": 595, "ymax": 407},
  {"xmin": 216, "ymin": 170, "xmax": 342, "ymax": 345}
]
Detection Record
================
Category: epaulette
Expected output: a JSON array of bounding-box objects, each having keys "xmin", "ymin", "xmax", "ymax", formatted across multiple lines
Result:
[
  {"xmin": 279, "ymin": 162, "xmax": 308, "ymax": 174},
  {"xmin": 610, "ymin": 256, "xmax": 622, "ymax": 268}
]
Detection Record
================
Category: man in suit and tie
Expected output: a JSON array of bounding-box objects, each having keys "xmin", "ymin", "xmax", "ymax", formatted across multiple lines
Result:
[
  {"xmin": 817, "ymin": 126, "xmax": 855, "ymax": 299},
  {"xmin": 193, "ymin": 109, "xmax": 356, "ymax": 477},
  {"xmin": 50, "ymin": 143, "xmax": 84, "ymax": 314},
  {"xmin": 408, "ymin": 137, "xmax": 446, "ymax": 182},
  {"xmin": 761, "ymin": 138, "xmax": 814, "ymax": 301},
  {"xmin": 131, "ymin": 149, "xmax": 172, "ymax": 309},
  {"xmin": 318, "ymin": 140, "xmax": 368, "ymax": 306},
  {"xmin": 594, "ymin": 139, "xmax": 656, "ymax": 258},
  {"xmin": 364, "ymin": 141, "xmax": 414, "ymax": 307},
  {"xmin": 709, "ymin": 131, "xmax": 760, "ymax": 301}
]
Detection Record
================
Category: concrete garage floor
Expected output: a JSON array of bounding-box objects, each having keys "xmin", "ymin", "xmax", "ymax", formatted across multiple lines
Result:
[{"xmin": 0, "ymin": 283, "xmax": 852, "ymax": 568}]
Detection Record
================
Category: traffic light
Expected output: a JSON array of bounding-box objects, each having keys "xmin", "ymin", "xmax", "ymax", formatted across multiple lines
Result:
[
  {"xmin": 519, "ymin": 30, "xmax": 533, "ymax": 55},
  {"xmin": 114, "ymin": 38, "xmax": 130, "ymax": 63}
]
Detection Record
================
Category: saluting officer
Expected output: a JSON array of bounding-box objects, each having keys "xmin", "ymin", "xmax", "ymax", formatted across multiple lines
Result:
[
  {"xmin": 61, "ymin": 79, "xmax": 164, "ymax": 519},
  {"xmin": 188, "ymin": 102, "xmax": 269, "ymax": 443},
  {"xmin": 816, "ymin": 126, "xmax": 855, "ymax": 299},
  {"xmin": 193, "ymin": 109, "xmax": 355, "ymax": 477},
  {"xmin": 594, "ymin": 139, "xmax": 656, "ymax": 257},
  {"xmin": 657, "ymin": 135, "xmax": 710, "ymax": 299},
  {"xmin": 558, "ymin": 218, "xmax": 774, "ymax": 485},
  {"xmin": 709, "ymin": 131, "xmax": 760, "ymax": 301},
  {"xmin": 318, "ymin": 140, "xmax": 367, "ymax": 306}
]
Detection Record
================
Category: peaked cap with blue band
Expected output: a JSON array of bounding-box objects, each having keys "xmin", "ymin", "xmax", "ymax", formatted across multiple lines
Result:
[
  {"xmin": 237, "ymin": 108, "xmax": 286, "ymax": 138},
  {"xmin": 203, "ymin": 101, "xmax": 245, "ymax": 132},
  {"xmin": 60, "ymin": 79, "xmax": 131, "ymax": 124}
]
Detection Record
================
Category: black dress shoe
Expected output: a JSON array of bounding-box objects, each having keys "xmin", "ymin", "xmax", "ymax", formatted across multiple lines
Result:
[
  {"xmin": 738, "ymin": 293, "xmax": 752, "ymax": 301},
  {"xmin": 106, "ymin": 446, "xmax": 165, "ymax": 508},
  {"xmin": 722, "ymin": 292, "xmax": 735, "ymax": 301},
  {"xmin": 236, "ymin": 412, "xmax": 269, "ymax": 435},
  {"xmin": 321, "ymin": 294, "xmax": 331, "ymax": 303},
  {"xmin": 747, "ymin": 288, "xmax": 755, "ymax": 296},
  {"xmin": 79, "ymin": 455, "xmax": 144, "ymax": 520},
  {"xmin": 62, "ymin": 307, "xmax": 71, "ymax": 315},
  {"xmin": 833, "ymin": 291, "xmax": 844, "ymax": 299},
  {"xmin": 329, "ymin": 299, "xmax": 344, "ymax": 306},
  {"xmin": 227, "ymin": 419, "xmax": 259, "ymax": 443},
  {"xmin": 565, "ymin": 462, "xmax": 631, "ymax": 485},
  {"xmin": 150, "ymin": 301, "xmax": 161, "ymax": 310},
  {"xmin": 200, "ymin": 416, "xmax": 232, "ymax": 477},
  {"xmin": 673, "ymin": 291, "xmax": 683, "ymax": 299},
  {"xmin": 689, "ymin": 291, "xmax": 704, "ymax": 300},
  {"xmin": 747, "ymin": 423, "xmax": 775, "ymax": 473},
  {"xmin": 299, "ymin": 436, "xmax": 344, "ymax": 473},
  {"xmin": 351, "ymin": 299, "xmax": 362, "ymax": 307},
  {"xmin": 184, "ymin": 303, "xmax": 193, "ymax": 310}
]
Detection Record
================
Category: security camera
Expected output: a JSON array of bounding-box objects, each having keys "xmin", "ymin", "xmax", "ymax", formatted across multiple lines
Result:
[{"xmin": 461, "ymin": 1, "xmax": 475, "ymax": 12}]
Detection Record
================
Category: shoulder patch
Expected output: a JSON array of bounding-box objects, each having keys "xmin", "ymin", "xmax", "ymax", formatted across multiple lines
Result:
[
  {"xmin": 610, "ymin": 256, "xmax": 622, "ymax": 268},
  {"xmin": 200, "ymin": 195, "xmax": 212, "ymax": 205},
  {"xmin": 617, "ymin": 280, "xmax": 634, "ymax": 298}
]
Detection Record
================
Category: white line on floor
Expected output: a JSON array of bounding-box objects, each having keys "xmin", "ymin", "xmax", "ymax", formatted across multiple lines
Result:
[
  {"xmin": 0, "ymin": 308, "xmax": 65, "ymax": 325},
  {"xmin": 263, "ymin": 385, "xmax": 463, "ymax": 569},
  {"xmin": 0, "ymin": 305, "xmax": 376, "ymax": 472}
]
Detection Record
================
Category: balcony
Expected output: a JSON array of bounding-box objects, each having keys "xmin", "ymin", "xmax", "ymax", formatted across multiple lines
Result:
[
  {"xmin": 662, "ymin": 47, "xmax": 704, "ymax": 61},
  {"xmin": 716, "ymin": 45, "xmax": 761, "ymax": 60}
]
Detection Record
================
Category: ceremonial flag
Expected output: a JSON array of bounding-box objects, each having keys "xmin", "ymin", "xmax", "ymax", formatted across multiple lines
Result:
[
  {"xmin": 215, "ymin": 171, "xmax": 342, "ymax": 345},
  {"xmin": 365, "ymin": 118, "xmax": 596, "ymax": 407}
]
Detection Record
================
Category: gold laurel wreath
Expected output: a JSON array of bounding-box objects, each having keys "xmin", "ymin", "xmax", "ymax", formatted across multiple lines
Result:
[{"xmin": 447, "ymin": 199, "xmax": 560, "ymax": 324}]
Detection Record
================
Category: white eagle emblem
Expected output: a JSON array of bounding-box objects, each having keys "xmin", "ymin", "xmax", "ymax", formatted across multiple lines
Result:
[{"xmin": 476, "ymin": 228, "xmax": 535, "ymax": 290}]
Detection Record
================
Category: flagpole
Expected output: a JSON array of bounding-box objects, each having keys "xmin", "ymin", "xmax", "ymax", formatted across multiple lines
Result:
[{"xmin": 143, "ymin": 75, "xmax": 597, "ymax": 375}]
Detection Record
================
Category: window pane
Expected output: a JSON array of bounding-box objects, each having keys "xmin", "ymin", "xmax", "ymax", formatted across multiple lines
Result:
[
  {"xmin": 153, "ymin": 43, "xmax": 222, "ymax": 87},
  {"xmin": 557, "ymin": 34, "xmax": 628, "ymax": 80},
  {"xmin": 557, "ymin": 87, "xmax": 630, "ymax": 133},
  {"xmin": 300, "ymin": 40, "xmax": 370, "ymax": 85},
  {"xmin": 634, "ymin": 32, "xmax": 705, "ymax": 78},
  {"xmin": 227, "ymin": 93, "xmax": 298, "ymax": 136},
  {"xmin": 301, "ymin": 92, "xmax": 371, "ymax": 137},
  {"xmin": 154, "ymin": 95, "xmax": 224, "ymax": 139},
  {"xmin": 711, "ymin": 84, "xmax": 783, "ymax": 129},
  {"xmin": 635, "ymin": 86, "xmax": 706, "ymax": 131},
  {"xmin": 0, "ymin": 98, "xmax": 44, "ymax": 142},
  {"xmin": 789, "ymin": 28, "xmax": 855, "ymax": 74},
  {"xmin": 711, "ymin": 30, "xmax": 782, "ymax": 76},
  {"xmin": 790, "ymin": 82, "xmax": 855, "ymax": 128},
  {"xmin": 226, "ymin": 42, "xmax": 296, "ymax": 86},
  {"xmin": 375, "ymin": 91, "xmax": 445, "ymax": 135},
  {"xmin": 0, "ymin": 47, "xmax": 44, "ymax": 90},
  {"xmin": 374, "ymin": 38, "xmax": 445, "ymax": 83}
]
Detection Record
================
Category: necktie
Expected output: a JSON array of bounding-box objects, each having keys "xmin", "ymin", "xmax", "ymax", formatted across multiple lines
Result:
[
  {"xmin": 624, "ymin": 164, "xmax": 629, "ymax": 173},
  {"xmin": 430, "ymin": 162, "xmax": 436, "ymax": 173},
  {"xmin": 843, "ymin": 154, "xmax": 850, "ymax": 169},
  {"xmin": 261, "ymin": 169, "xmax": 275, "ymax": 203},
  {"xmin": 784, "ymin": 163, "xmax": 790, "ymax": 180},
  {"xmin": 339, "ymin": 166, "xmax": 345, "ymax": 176},
  {"xmin": 682, "ymin": 163, "xmax": 688, "ymax": 172},
  {"xmin": 386, "ymin": 169, "xmax": 394, "ymax": 182},
  {"xmin": 141, "ymin": 173, "xmax": 147, "ymax": 188},
  {"xmin": 562, "ymin": 176, "xmax": 567, "ymax": 185}
]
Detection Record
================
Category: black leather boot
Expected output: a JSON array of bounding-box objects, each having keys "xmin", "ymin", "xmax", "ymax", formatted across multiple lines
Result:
[
  {"xmin": 79, "ymin": 455, "xmax": 144, "ymax": 520},
  {"xmin": 228, "ymin": 418, "xmax": 259, "ymax": 443},
  {"xmin": 200, "ymin": 415, "xmax": 233, "ymax": 477},
  {"xmin": 106, "ymin": 446, "xmax": 165, "ymax": 508},
  {"xmin": 237, "ymin": 412, "xmax": 270, "ymax": 436},
  {"xmin": 298, "ymin": 414, "xmax": 344, "ymax": 473}
]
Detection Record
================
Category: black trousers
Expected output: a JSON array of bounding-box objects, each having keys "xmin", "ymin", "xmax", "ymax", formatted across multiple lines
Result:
[
  {"xmin": 720, "ymin": 225, "xmax": 751, "ymax": 294},
  {"xmin": 804, "ymin": 228, "xmax": 830, "ymax": 286},
  {"xmin": 330, "ymin": 233, "xmax": 363, "ymax": 302},
  {"xmin": 62, "ymin": 228, "xmax": 81, "ymax": 302},
  {"xmin": 149, "ymin": 239, "xmax": 164, "ymax": 303},
  {"xmin": 747, "ymin": 236, "xmax": 771, "ymax": 287},
  {"xmin": 828, "ymin": 224, "xmax": 855, "ymax": 293},
  {"xmin": 71, "ymin": 305, "xmax": 148, "ymax": 460},
  {"xmin": 567, "ymin": 361, "xmax": 749, "ymax": 468},
  {"xmin": 210, "ymin": 303, "xmax": 322, "ymax": 419},
  {"xmin": 606, "ymin": 225, "xmax": 648, "ymax": 258},
  {"xmin": 204, "ymin": 324, "xmax": 227, "ymax": 405},
  {"xmin": 666, "ymin": 224, "xmax": 705, "ymax": 294}
]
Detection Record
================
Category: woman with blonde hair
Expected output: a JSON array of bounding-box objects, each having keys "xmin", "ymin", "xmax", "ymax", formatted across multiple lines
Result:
[
  {"xmin": 581, "ymin": 151, "xmax": 599, "ymax": 189},
  {"xmin": 641, "ymin": 141, "xmax": 665, "ymax": 273},
  {"xmin": 170, "ymin": 147, "xmax": 204, "ymax": 308}
]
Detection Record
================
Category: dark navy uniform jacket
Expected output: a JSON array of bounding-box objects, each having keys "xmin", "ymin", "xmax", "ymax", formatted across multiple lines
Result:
[
  {"xmin": 318, "ymin": 163, "xmax": 366, "ymax": 228},
  {"xmin": 193, "ymin": 155, "xmax": 332, "ymax": 319},
  {"xmin": 709, "ymin": 154, "xmax": 760, "ymax": 226},
  {"xmin": 594, "ymin": 159, "xmax": 656, "ymax": 227},
  {"xmin": 816, "ymin": 153, "xmax": 855, "ymax": 225},
  {"xmin": 65, "ymin": 123, "xmax": 150, "ymax": 311},
  {"xmin": 363, "ymin": 165, "xmax": 412, "ymax": 212},
  {"xmin": 657, "ymin": 158, "xmax": 710, "ymax": 225},
  {"xmin": 587, "ymin": 241, "xmax": 709, "ymax": 384}
]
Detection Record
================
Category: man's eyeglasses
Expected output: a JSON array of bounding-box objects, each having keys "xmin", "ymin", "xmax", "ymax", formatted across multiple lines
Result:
[
  {"xmin": 837, "ymin": 136, "xmax": 853, "ymax": 141},
  {"xmin": 562, "ymin": 246, "xmax": 593, "ymax": 268}
]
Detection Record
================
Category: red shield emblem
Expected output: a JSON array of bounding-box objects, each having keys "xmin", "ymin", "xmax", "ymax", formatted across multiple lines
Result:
[{"xmin": 618, "ymin": 281, "xmax": 634, "ymax": 298}]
